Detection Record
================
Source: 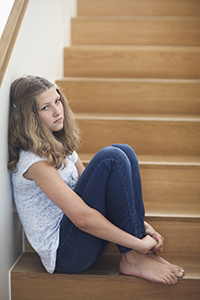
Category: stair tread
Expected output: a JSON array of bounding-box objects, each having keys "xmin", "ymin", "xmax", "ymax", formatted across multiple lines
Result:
[
  {"xmin": 145, "ymin": 206, "xmax": 200, "ymax": 218},
  {"xmin": 12, "ymin": 252, "xmax": 200, "ymax": 280}
]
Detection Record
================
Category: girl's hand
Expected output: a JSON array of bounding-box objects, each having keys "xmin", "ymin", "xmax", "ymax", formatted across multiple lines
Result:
[
  {"xmin": 150, "ymin": 231, "xmax": 164, "ymax": 253},
  {"xmin": 144, "ymin": 222, "xmax": 164, "ymax": 253},
  {"xmin": 138, "ymin": 235, "xmax": 158, "ymax": 255}
]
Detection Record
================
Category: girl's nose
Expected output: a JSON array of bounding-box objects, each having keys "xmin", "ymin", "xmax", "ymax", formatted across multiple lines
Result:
[{"xmin": 53, "ymin": 105, "xmax": 61, "ymax": 116}]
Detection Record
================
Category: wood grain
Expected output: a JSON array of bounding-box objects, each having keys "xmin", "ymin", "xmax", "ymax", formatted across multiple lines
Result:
[
  {"xmin": 11, "ymin": 252, "xmax": 200, "ymax": 300},
  {"xmin": 72, "ymin": 17, "xmax": 200, "ymax": 46},
  {"xmin": 56, "ymin": 78, "xmax": 200, "ymax": 114},
  {"xmin": 76, "ymin": 114, "xmax": 200, "ymax": 156},
  {"xmin": 64, "ymin": 46, "xmax": 200, "ymax": 79},
  {"xmin": 78, "ymin": 0, "xmax": 200, "ymax": 17}
]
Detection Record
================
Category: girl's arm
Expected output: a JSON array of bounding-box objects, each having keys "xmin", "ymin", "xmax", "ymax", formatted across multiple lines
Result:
[
  {"xmin": 25, "ymin": 161, "xmax": 157, "ymax": 254},
  {"xmin": 75, "ymin": 156, "xmax": 85, "ymax": 178}
]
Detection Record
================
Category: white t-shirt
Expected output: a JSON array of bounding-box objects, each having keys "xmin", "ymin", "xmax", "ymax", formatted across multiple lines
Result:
[{"xmin": 12, "ymin": 149, "xmax": 78, "ymax": 273}]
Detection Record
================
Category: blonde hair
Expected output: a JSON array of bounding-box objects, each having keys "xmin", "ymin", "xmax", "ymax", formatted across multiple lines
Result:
[{"xmin": 8, "ymin": 75, "xmax": 80, "ymax": 172}]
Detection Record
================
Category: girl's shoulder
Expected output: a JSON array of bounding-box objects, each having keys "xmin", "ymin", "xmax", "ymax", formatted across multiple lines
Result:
[
  {"xmin": 19, "ymin": 149, "xmax": 47, "ymax": 162},
  {"xmin": 16, "ymin": 149, "xmax": 78, "ymax": 176},
  {"xmin": 17, "ymin": 150, "xmax": 47, "ymax": 175}
]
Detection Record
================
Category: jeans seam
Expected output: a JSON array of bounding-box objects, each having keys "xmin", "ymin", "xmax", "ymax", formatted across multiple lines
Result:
[
  {"xmin": 58, "ymin": 235, "xmax": 69, "ymax": 249},
  {"xmin": 58, "ymin": 225, "xmax": 73, "ymax": 250}
]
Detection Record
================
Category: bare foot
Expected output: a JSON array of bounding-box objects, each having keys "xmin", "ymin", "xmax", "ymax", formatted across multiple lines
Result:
[
  {"xmin": 119, "ymin": 250, "xmax": 179, "ymax": 284},
  {"xmin": 147, "ymin": 253, "xmax": 184, "ymax": 278}
]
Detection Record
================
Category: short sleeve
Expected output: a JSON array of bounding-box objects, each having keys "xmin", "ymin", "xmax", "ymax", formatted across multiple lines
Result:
[
  {"xmin": 18, "ymin": 150, "xmax": 47, "ymax": 175},
  {"xmin": 68, "ymin": 151, "xmax": 78, "ymax": 164}
]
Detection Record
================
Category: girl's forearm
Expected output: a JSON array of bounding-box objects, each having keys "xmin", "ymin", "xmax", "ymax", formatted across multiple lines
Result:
[{"xmin": 76, "ymin": 208, "xmax": 157, "ymax": 253}]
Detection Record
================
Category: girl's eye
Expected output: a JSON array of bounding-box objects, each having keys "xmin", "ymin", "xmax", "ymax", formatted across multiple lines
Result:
[
  {"xmin": 42, "ymin": 106, "xmax": 48, "ymax": 111},
  {"xmin": 55, "ymin": 99, "xmax": 61, "ymax": 104}
]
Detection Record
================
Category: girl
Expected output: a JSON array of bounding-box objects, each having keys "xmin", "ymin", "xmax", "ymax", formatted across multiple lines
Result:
[{"xmin": 8, "ymin": 75, "xmax": 184, "ymax": 284}]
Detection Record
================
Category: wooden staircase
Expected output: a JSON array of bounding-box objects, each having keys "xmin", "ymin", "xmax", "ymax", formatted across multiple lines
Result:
[{"xmin": 11, "ymin": 0, "xmax": 200, "ymax": 299}]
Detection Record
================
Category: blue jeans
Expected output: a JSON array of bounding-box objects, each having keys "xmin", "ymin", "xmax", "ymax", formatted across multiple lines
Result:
[{"xmin": 55, "ymin": 144, "xmax": 145, "ymax": 273}]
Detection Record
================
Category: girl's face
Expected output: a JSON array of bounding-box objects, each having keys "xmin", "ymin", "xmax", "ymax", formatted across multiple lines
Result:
[{"xmin": 36, "ymin": 88, "xmax": 64, "ymax": 132}]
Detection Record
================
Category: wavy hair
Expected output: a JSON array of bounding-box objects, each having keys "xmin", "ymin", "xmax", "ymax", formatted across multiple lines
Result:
[{"xmin": 8, "ymin": 75, "xmax": 80, "ymax": 172}]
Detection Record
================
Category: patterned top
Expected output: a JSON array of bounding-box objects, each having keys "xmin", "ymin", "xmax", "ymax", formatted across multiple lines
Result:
[{"xmin": 12, "ymin": 149, "xmax": 78, "ymax": 273}]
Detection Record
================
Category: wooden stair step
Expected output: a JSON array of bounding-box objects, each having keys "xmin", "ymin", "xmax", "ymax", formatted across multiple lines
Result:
[
  {"xmin": 103, "ymin": 215, "xmax": 200, "ymax": 255},
  {"xmin": 64, "ymin": 46, "xmax": 200, "ymax": 79},
  {"xmin": 11, "ymin": 252, "xmax": 200, "ymax": 300},
  {"xmin": 145, "ymin": 216, "xmax": 200, "ymax": 254},
  {"xmin": 56, "ymin": 78, "xmax": 200, "ymax": 115},
  {"xmin": 77, "ymin": 0, "xmax": 200, "ymax": 17},
  {"xmin": 72, "ymin": 17, "xmax": 200, "ymax": 46},
  {"xmin": 79, "ymin": 154, "xmax": 200, "ymax": 218},
  {"xmin": 140, "ymin": 156, "xmax": 200, "ymax": 218},
  {"xmin": 76, "ymin": 113, "xmax": 200, "ymax": 156}
]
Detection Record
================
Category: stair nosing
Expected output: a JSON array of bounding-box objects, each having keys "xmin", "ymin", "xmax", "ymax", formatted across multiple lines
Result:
[
  {"xmin": 75, "ymin": 113, "xmax": 200, "ymax": 122},
  {"xmin": 145, "ymin": 213, "xmax": 200, "ymax": 220},
  {"xmin": 72, "ymin": 16, "xmax": 200, "ymax": 21},
  {"xmin": 65, "ymin": 45, "xmax": 200, "ymax": 50},
  {"xmin": 55, "ymin": 77, "xmax": 200, "ymax": 83}
]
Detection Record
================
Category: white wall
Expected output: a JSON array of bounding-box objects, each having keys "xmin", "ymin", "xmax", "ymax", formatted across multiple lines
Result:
[{"xmin": 0, "ymin": 1, "xmax": 76, "ymax": 299}]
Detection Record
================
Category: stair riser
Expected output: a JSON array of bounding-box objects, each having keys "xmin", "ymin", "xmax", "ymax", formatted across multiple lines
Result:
[
  {"xmin": 72, "ymin": 18, "xmax": 200, "ymax": 46},
  {"xmin": 105, "ymin": 217, "xmax": 200, "ymax": 255},
  {"xmin": 141, "ymin": 165, "xmax": 200, "ymax": 216},
  {"xmin": 78, "ymin": 0, "xmax": 200, "ymax": 17},
  {"xmin": 64, "ymin": 47, "xmax": 200, "ymax": 79},
  {"xmin": 146, "ymin": 217, "xmax": 200, "ymax": 255},
  {"xmin": 56, "ymin": 79, "xmax": 200, "ymax": 114},
  {"xmin": 77, "ymin": 119, "xmax": 200, "ymax": 156}
]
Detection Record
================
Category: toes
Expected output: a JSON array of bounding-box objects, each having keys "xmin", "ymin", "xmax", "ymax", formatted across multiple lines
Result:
[
  {"xmin": 171, "ymin": 273, "xmax": 178, "ymax": 284},
  {"xmin": 168, "ymin": 276, "xmax": 178, "ymax": 285},
  {"xmin": 177, "ymin": 270, "xmax": 184, "ymax": 278},
  {"xmin": 164, "ymin": 272, "xmax": 178, "ymax": 285},
  {"xmin": 161, "ymin": 278, "xmax": 167, "ymax": 284},
  {"xmin": 172, "ymin": 267, "xmax": 185, "ymax": 278}
]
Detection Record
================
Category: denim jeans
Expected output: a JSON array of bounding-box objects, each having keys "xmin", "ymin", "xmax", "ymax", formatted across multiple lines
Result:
[{"xmin": 55, "ymin": 144, "xmax": 145, "ymax": 273}]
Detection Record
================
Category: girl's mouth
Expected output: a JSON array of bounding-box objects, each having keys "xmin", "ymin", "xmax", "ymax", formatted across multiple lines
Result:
[{"xmin": 54, "ymin": 118, "xmax": 62, "ymax": 123}]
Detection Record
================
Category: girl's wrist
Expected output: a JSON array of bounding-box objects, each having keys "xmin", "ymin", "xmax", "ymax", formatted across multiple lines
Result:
[
  {"xmin": 131, "ymin": 236, "xmax": 143, "ymax": 252},
  {"xmin": 144, "ymin": 221, "xmax": 155, "ymax": 236}
]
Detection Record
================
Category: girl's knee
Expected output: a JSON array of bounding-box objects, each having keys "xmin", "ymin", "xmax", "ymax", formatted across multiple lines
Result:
[
  {"xmin": 111, "ymin": 144, "xmax": 138, "ymax": 163},
  {"xmin": 94, "ymin": 146, "xmax": 128, "ymax": 164},
  {"xmin": 105, "ymin": 146, "xmax": 131, "ymax": 167},
  {"xmin": 93, "ymin": 145, "xmax": 138, "ymax": 172}
]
